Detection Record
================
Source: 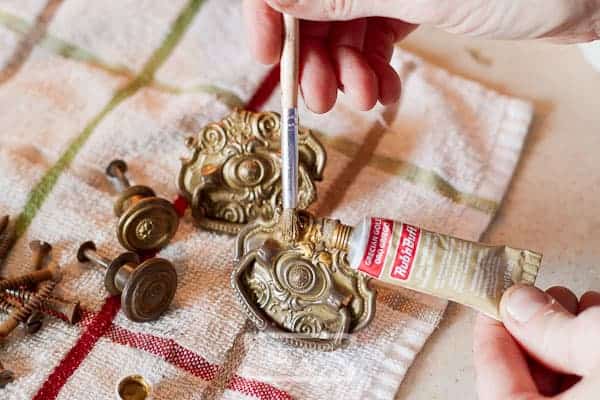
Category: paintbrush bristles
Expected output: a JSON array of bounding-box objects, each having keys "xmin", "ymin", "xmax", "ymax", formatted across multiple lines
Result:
[{"xmin": 280, "ymin": 208, "xmax": 299, "ymax": 243}]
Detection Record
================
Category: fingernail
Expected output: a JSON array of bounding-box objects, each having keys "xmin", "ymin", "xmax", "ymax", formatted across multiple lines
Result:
[{"xmin": 503, "ymin": 285, "xmax": 551, "ymax": 323}]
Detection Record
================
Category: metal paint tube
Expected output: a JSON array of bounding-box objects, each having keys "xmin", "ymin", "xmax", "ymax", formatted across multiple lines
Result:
[{"xmin": 343, "ymin": 217, "xmax": 541, "ymax": 319}]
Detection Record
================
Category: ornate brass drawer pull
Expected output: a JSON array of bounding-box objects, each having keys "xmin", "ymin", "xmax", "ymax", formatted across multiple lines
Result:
[
  {"xmin": 178, "ymin": 109, "xmax": 326, "ymax": 234},
  {"xmin": 231, "ymin": 210, "xmax": 376, "ymax": 351}
]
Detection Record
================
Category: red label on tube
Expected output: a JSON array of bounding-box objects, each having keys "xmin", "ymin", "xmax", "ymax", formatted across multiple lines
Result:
[
  {"xmin": 358, "ymin": 218, "xmax": 394, "ymax": 278},
  {"xmin": 390, "ymin": 224, "xmax": 421, "ymax": 281}
]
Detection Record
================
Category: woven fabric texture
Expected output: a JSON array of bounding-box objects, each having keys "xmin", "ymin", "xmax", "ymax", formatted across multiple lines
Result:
[{"xmin": 0, "ymin": 0, "xmax": 533, "ymax": 399}]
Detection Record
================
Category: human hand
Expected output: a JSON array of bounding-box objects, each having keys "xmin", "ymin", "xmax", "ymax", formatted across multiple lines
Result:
[
  {"xmin": 243, "ymin": 0, "xmax": 600, "ymax": 113},
  {"xmin": 474, "ymin": 285, "xmax": 600, "ymax": 399}
]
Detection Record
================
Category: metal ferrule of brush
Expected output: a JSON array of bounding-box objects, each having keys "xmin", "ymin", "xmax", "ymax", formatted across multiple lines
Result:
[{"xmin": 281, "ymin": 107, "xmax": 299, "ymax": 210}]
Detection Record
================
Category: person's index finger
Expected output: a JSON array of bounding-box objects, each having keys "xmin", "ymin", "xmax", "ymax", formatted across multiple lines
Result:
[
  {"xmin": 243, "ymin": 0, "xmax": 282, "ymax": 64},
  {"xmin": 473, "ymin": 314, "xmax": 538, "ymax": 400}
]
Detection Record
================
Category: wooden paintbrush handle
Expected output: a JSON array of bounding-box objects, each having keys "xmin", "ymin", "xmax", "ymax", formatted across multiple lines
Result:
[
  {"xmin": 280, "ymin": 14, "xmax": 299, "ymax": 213},
  {"xmin": 280, "ymin": 15, "xmax": 299, "ymax": 110}
]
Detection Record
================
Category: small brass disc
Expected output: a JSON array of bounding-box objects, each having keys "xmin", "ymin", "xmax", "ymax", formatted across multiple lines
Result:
[
  {"xmin": 116, "ymin": 374, "xmax": 151, "ymax": 400},
  {"xmin": 117, "ymin": 198, "xmax": 179, "ymax": 252},
  {"xmin": 106, "ymin": 252, "xmax": 139, "ymax": 296},
  {"xmin": 113, "ymin": 185, "xmax": 156, "ymax": 216},
  {"xmin": 121, "ymin": 258, "xmax": 177, "ymax": 322}
]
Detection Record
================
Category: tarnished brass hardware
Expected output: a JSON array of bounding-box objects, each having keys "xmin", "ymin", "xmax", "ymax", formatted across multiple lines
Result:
[
  {"xmin": 178, "ymin": 109, "xmax": 326, "ymax": 235},
  {"xmin": 29, "ymin": 240, "xmax": 52, "ymax": 271},
  {"xmin": 232, "ymin": 210, "xmax": 376, "ymax": 351},
  {"xmin": 0, "ymin": 264, "xmax": 61, "ymax": 292},
  {"xmin": 77, "ymin": 241, "xmax": 177, "ymax": 322},
  {"xmin": 5, "ymin": 289, "xmax": 81, "ymax": 324},
  {"xmin": 116, "ymin": 374, "xmax": 152, "ymax": 400},
  {"xmin": 106, "ymin": 159, "xmax": 179, "ymax": 253},
  {"xmin": 0, "ymin": 280, "xmax": 56, "ymax": 338},
  {"xmin": 0, "ymin": 361, "xmax": 14, "ymax": 389},
  {"xmin": 0, "ymin": 298, "xmax": 44, "ymax": 334}
]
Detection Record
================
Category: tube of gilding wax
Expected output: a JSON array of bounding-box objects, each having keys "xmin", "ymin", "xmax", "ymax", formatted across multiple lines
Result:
[{"xmin": 331, "ymin": 217, "xmax": 542, "ymax": 320}]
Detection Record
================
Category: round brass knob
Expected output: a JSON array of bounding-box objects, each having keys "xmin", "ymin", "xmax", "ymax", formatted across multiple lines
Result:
[
  {"xmin": 78, "ymin": 241, "xmax": 177, "ymax": 322},
  {"xmin": 106, "ymin": 160, "xmax": 179, "ymax": 253}
]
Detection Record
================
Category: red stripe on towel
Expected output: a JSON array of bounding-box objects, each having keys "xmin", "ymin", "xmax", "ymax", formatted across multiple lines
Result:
[
  {"xmin": 173, "ymin": 195, "xmax": 189, "ymax": 217},
  {"xmin": 170, "ymin": 66, "xmax": 280, "ymax": 214},
  {"xmin": 106, "ymin": 323, "xmax": 219, "ymax": 381},
  {"xmin": 228, "ymin": 374, "xmax": 293, "ymax": 400},
  {"xmin": 32, "ymin": 63, "xmax": 285, "ymax": 400},
  {"xmin": 246, "ymin": 65, "xmax": 280, "ymax": 112},
  {"xmin": 105, "ymin": 323, "xmax": 292, "ymax": 399},
  {"xmin": 32, "ymin": 296, "xmax": 121, "ymax": 400}
]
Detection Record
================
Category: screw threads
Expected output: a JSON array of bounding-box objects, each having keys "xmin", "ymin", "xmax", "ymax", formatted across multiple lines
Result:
[
  {"xmin": 322, "ymin": 219, "xmax": 353, "ymax": 251},
  {"xmin": 332, "ymin": 223, "xmax": 353, "ymax": 251},
  {"xmin": 0, "ymin": 275, "xmax": 38, "ymax": 291},
  {"xmin": 10, "ymin": 280, "xmax": 56, "ymax": 323},
  {"xmin": 4, "ymin": 288, "xmax": 30, "ymax": 303},
  {"xmin": 0, "ymin": 267, "xmax": 59, "ymax": 292},
  {"xmin": 4, "ymin": 289, "xmax": 80, "ymax": 323},
  {"xmin": 0, "ymin": 298, "xmax": 14, "ymax": 314}
]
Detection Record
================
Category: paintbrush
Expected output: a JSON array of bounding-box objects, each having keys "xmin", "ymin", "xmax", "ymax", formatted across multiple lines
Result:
[{"xmin": 280, "ymin": 14, "xmax": 300, "ymax": 243}]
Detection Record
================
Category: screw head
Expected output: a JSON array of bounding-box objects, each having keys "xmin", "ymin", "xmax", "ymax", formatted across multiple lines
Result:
[
  {"xmin": 77, "ymin": 241, "xmax": 97, "ymax": 263},
  {"xmin": 106, "ymin": 159, "xmax": 128, "ymax": 178},
  {"xmin": 29, "ymin": 240, "xmax": 52, "ymax": 254},
  {"xmin": 25, "ymin": 310, "xmax": 44, "ymax": 334},
  {"xmin": 63, "ymin": 301, "xmax": 82, "ymax": 324}
]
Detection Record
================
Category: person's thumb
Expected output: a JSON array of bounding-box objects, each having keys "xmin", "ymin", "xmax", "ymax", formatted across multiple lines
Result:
[
  {"xmin": 500, "ymin": 285, "xmax": 600, "ymax": 376},
  {"xmin": 264, "ymin": 0, "xmax": 436, "ymax": 22}
]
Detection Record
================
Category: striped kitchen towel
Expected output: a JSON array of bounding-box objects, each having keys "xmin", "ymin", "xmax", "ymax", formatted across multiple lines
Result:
[{"xmin": 0, "ymin": 0, "xmax": 533, "ymax": 399}]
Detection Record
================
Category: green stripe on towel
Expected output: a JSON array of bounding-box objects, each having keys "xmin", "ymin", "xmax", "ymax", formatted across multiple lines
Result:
[
  {"xmin": 0, "ymin": 8, "xmax": 244, "ymax": 108},
  {"xmin": 13, "ymin": 0, "xmax": 205, "ymax": 239},
  {"xmin": 320, "ymin": 134, "xmax": 499, "ymax": 215}
]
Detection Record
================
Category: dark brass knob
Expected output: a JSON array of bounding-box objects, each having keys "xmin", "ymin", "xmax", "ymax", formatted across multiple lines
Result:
[
  {"xmin": 77, "ymin": 241, "xmax": 177, "ymax": 322},
  {"xmin": 106, "ymin": 160, "xmax": 179, "ymax": 253}
]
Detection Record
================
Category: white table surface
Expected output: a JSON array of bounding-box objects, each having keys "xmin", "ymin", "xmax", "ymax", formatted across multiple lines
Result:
[{"xmin": 395, "ymin": 27, "xmax": 600, "ymax": 400}]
